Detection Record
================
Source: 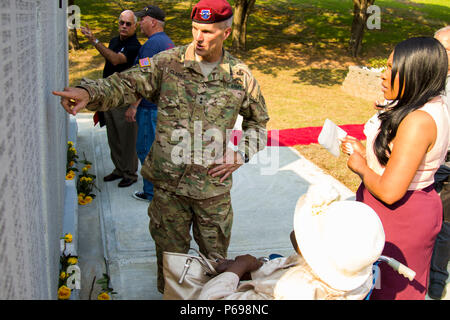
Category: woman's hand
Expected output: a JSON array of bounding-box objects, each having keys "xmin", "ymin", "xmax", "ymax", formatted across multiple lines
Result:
[
  {"xmin": 234, "ymin": 255, "xmax": 263, "ymax": 272},
  {"xmin": 347, "ymin": 151, "xmax": 368, "ymax": 178},
  {"xmin": 220, "ymin": 254, "xmax": 263, "ymax": 280},
  {"xmin": 215, "ymin": 259, "xmax": 235, "ymax": 274},
  {"xmin": 340, "ymin": 135, "xmax": 366, "ymax": 157}
]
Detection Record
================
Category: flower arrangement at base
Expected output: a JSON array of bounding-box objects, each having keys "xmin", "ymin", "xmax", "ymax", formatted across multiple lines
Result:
[
  {"xmin": 78, "ymin": 193, "xmax": 93, "ymax": 205},
  {"xmin": 95, "ymin": 273, "xmax": 117, "ymax": 300},
  {"xmin": 58, "ymin": 285, "xmax": 71, "ymax": 300},
  {"xmin": 66, "ymin": 141, "xmax": 78, "ymax": 175},
  {"xmin": 58, "ymin": 233, "xmax": 79, "ymax": 300},
  {"xmin": 97, "ymin": 292, "xmax": 111, "ymax": 300},
  {"xmin": 79, "ymin": 157, "xmax": 92, "ymax": 170},
  {"xmin": 65, "ymin": 170, "xmax": 76, "ymax": 181},
  {"xmin": 77, "ymin": 155, "xmax": 99, "ymax": 205}
]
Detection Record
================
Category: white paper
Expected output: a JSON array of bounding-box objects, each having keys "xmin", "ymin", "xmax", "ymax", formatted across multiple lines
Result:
[{"xmin": 317, "ymin": 119, "xmax": 348, "ymax": 157}]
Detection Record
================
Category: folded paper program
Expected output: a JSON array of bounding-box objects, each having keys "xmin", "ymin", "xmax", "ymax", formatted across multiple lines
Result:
[{"xmin": 318, "ymin": 119, "xmax": 349, "ymax": 157}]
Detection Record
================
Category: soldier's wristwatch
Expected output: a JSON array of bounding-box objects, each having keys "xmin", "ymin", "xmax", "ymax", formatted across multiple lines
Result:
[{"xmin": 237, "ymin": 150, "xmax": 249, "ymax": 163}]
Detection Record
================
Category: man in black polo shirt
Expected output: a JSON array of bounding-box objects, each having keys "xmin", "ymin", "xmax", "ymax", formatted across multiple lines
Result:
[{"xmin": 81, "ymin": 10, "xmax": 141, "ymax": 187}]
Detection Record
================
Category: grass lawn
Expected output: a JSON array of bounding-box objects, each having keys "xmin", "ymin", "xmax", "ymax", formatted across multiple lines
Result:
[{"xmin": 69, "ymin": 0, "xmax": 450, "ymax": 192}]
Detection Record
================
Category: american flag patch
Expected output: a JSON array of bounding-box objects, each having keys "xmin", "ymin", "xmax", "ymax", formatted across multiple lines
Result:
[{"xmin": 139, "ymin": 57, "xmax": 151, "ymax": 68}]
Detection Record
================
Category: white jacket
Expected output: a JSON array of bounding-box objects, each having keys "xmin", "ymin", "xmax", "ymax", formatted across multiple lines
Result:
[{"xmin": 198, "ymin": 254, "xmax": 373, "ymax": 300}]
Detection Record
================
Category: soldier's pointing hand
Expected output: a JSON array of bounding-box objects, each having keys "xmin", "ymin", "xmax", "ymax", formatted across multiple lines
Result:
[{"xmin": 52, "ymin": 87, "xmax": 90, "ymax": 115}]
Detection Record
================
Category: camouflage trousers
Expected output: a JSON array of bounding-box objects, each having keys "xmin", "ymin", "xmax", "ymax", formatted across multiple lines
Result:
[{"xmin": 148, "ymin": 187, "xmax": 233, "ymax": 294}]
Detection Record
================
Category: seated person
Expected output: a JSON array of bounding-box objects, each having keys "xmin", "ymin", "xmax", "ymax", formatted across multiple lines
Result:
[{"xmin": 198, "ymin": 184, "xmax": 385, "ymax": 300}]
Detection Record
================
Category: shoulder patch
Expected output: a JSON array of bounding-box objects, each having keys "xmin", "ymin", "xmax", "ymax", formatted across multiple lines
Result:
[
  {"xmin": 232, "ymin": 64, "xmax": 262, "ymax": 102},
  {"xmin": 139, "ymin": 57, "xmax": 151, "ymax": 68}
]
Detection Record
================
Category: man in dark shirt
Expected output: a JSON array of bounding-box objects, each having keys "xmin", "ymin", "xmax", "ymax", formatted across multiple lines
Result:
[
  {"xmin": 81, "ymin": 10, "xmax": 141, "ymax": 188},
  {"xmin": 124, "ymin": 5, "xmax": 174, "ymax": 202}
]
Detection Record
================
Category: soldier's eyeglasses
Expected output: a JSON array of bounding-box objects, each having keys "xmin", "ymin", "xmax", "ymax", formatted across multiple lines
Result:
[{"xmin": 119, "ymin": 20, "xmax": 133, "ymax": 27}]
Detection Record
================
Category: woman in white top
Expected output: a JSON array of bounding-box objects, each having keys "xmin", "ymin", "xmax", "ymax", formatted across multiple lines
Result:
[{"xmin": 341, "ymin": 37, "xmax": 450, "ymax": 299}]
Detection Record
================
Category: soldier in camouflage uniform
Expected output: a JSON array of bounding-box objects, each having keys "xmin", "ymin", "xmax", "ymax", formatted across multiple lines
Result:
[{"xmin": 53, "ymin": 0, "xmax": 269, "ymax": 294}]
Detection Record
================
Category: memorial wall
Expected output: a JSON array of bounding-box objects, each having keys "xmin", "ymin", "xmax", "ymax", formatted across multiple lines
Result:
[{"xmin": 0, "ymin": 0, "xmax": 69, "ymax": 299}]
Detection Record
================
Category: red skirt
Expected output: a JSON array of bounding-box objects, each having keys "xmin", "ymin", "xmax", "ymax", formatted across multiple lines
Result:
[{"xmin": 356, "ymin": 183, "xmax": 442, "ymax": 300}]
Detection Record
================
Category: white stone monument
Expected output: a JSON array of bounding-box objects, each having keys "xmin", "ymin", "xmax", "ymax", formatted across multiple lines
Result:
[{"xmin": 0, "ymin": 0, "xmax": 70, "ymax": 299}]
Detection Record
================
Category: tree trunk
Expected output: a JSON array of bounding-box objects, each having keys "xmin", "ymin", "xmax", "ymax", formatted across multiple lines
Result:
[
  {"xmin": 68, "ymin": 0, "xmax": 80, "ymax": 50},
  {"xmin": 349, "ymin": 0, "xmax": 375, "ymax": 57},
  {"xmin": 232, "ymin": 0, "xmax": 256, "ymax": 52},
  {"xmin": 69, "ymin": 29, "xmax": 80, "ymax": 51}
]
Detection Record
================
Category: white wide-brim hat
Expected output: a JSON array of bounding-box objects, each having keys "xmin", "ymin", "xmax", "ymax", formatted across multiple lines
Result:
[{"xmin": 294, "ymin": 184, "xmax": 385, "ymax": 291}]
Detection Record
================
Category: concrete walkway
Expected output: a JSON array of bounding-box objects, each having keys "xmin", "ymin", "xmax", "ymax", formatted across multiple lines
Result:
[{"xmin": 75, "ymin": 112, "xmax": 449, "ymax": 300}]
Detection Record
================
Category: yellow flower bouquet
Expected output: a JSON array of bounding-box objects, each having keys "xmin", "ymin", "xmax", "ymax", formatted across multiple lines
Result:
[
  {"xmin": 59, "ymin": 238, "xmax": 79, "ymax": 301},
  {"xmin": 61, "ymin": 233, "xmax": 73, "ymax": 243},
  {"xmin": 97, "ymin": 292, "xmax": 111, "ymax": 300},
  {"xmin": 76, "ymin": 159, "xmax": 98, "ymax": 205},
  {"xmin": 67, "ymin": 257, "xmax": 78, "ymax": 265},
  {"xmin": 95, "ymin": 273, "xmax": 117, "ymax": 300},
  {"xmin": 65, "ymin": 170, "xmax": 75, "ymax": 180},
  {"xmin": 58, "ymin": 285, "xmax": 71, "ymax": 300},
  {"xmin": 66, "ymin": 141, "xmax": 79, "ymax": 175}
]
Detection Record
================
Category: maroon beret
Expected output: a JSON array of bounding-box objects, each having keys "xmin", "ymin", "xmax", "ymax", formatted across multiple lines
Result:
[{"xmin": 191, "ymin": 0, "xmax": 233, "ymax": 24}]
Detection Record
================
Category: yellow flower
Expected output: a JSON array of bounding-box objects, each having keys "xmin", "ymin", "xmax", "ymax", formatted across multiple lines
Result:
[
  {"xmin": 67, "ymin": 257, "xmax": 78, "ymax": 265},
  {"xmin": 67, "ymin": 141, "xmax": 73, "ymax": 147},
  {"xmin": 86, "ymin": 164, "xmax": 92, "ymax": 169},
  {"xmin": 66, "ymin": 172, "xmax": 75, "ymax": 180},
  {"xmin": 69, "ymin": 161, "xmax": 75, "ymax": 167},
  {"xmin": 80, "ymin": 176, "xmax": 93, "ymax": 183},
  {"xmin": 85, "ymin": 196, "xmax": 93, "ymax": 204},
  {"xmin": 70, "ymin": 147, "xmax": 77, "ymax": 154},
  {"xmin": 60, "ymin": 271, "xmax": 67, "ymax": 280},
  {"xmin": 78, "ymin": 193, "xmax": 85, "ymax": 198},
  {"xmin": 58, "ymin": 285, "xmax": 71, "ymax": 300},
  {"xmin": 63, "ymin": 233, "xmax": 72, "ymax": 243},
  {"xmin": 82, "ymin": 167, "xmax": 89, "ymax": 173},
  {"xmin": 66, "ymin": 170, "xmax": 75, "ymax": 179},
  {"xmin": 97, "ymin": 292, "xmax": 111, "ymax": 300}
]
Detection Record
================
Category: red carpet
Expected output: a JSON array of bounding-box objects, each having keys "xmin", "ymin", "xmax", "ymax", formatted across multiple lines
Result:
[{"xmin": 230, "ymin": 124, "xmax": 366, "ymax": 147}]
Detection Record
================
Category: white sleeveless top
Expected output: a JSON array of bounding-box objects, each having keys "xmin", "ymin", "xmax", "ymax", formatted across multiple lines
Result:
[{"xmin": 364, "ymin": 95, "xmax": 450, "ymax": 190}]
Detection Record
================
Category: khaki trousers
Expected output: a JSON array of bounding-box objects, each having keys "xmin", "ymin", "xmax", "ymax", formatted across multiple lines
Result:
[{"xmin": 103, "ymin": 105, "xmax": 138, "ymax": 180}]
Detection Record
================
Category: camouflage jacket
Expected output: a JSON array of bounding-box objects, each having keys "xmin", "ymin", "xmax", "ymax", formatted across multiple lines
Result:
[{"xmin": 79, "ymin": 43, "xmax": 269, "ymax": 199}]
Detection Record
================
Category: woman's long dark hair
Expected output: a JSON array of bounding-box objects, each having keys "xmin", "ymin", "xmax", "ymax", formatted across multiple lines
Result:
[{"xmin": 374, "ymin": 37, "xmax": 448, "ymax": 166}]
